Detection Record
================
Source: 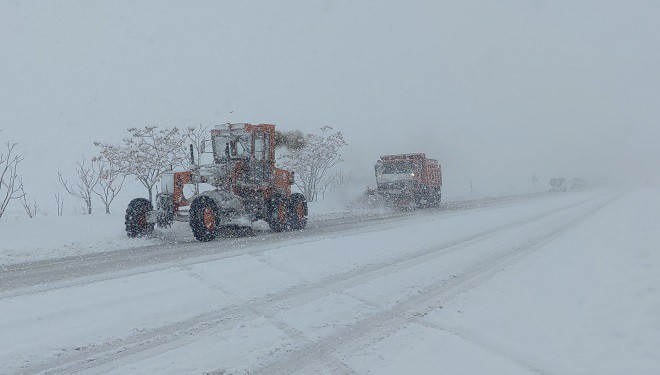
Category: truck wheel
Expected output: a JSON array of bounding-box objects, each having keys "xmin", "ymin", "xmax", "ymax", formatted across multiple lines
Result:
[
  {"xmin": 156, "ymin": 193, "xmax": 174, "ymax": 228},
  {"xmin": 125, "ymin": 198, "xmax": 154, "ymax": 238},
  {"xmin": 189, "ymin": 196, "xmax": 219, "ymax": 242},
  {"xmin": 288, "ymin": 193, "xmax": 308, "ymax": 230},
  {"xmin": 268, "ymin": 196, "xmax": 288, "ymax": 232},
  {"xmin": 430, "ymin": 190, "xmax": 441, "ymax": 208}
]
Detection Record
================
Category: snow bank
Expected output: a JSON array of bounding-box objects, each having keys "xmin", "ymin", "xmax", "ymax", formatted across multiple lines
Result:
[{"xmin": 0, "ymin": 214, "xmax": 159, "ymax": 265}]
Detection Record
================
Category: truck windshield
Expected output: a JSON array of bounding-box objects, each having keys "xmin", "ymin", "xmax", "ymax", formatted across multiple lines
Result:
[{"xmin": 378, "ymin": 161, "xmax": 414, "ymax": 174}]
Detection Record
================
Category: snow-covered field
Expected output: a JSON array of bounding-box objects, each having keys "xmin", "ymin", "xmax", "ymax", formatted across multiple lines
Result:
[
  {"xmin": 0, "ymin": 214, "xmax": 161, "ymax": 265},
  {"xmin": 1, "ymin": 189, "xmax": 658, "ymax": 374}
]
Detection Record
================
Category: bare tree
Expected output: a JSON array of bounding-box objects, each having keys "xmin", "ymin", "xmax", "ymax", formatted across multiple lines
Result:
[
  {"xmin": 0, "ymin": 137, "xmax": 24, "ymax": 219},
  {"xmin": 95, "ymin": 126, "xmax": 185, "ymax": 203},
  {"xmin": 280, "ymin": 126, "xmax": 347, "ymax": 201},
  {"xmin": 183, "ymin": 124, "xmax": 210, "ymax": 166},
  {"xmin": 18, "ymin": 183, "xmax": 39, "ymax": 218},
  {"xmin": 93, "ymin": 157, "xmax": 126, "ymax": 214},
  {"xmin": 58, "ymin": 157, "xmax": 100, "ymax": 214},
  {"xmin": 183, "ymin": 124, "xmax": 209, "ymax": 195},
  {"xmin": 55, "ymin": 192, "xmax": 64, "ymax": 216}
]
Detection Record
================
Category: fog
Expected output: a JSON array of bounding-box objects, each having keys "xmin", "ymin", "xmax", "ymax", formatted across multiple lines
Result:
[{"xmin": 2, "ymin": 0, "xmax": 659, "ymax": 210}]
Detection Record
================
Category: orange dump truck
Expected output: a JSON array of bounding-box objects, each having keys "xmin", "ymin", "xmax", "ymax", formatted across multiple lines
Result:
[{"xmin": 373, "ymin": 153, "xmax": 442, "ymax": 208}]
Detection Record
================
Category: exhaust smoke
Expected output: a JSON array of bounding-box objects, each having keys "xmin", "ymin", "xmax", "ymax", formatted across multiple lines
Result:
[{"xmin": 275, "ymin": 130, "xmax": 307, "ymax": 150}]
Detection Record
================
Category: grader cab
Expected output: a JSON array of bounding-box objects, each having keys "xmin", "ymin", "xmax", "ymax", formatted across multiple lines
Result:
[{"xmin": 125, "ymin": 123, "xmax": 308, "ymax": 241}]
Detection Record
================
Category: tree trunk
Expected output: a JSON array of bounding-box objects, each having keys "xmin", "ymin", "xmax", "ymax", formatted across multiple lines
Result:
[{"xmin": 86, "ymin": 197, "xmax": 92, "ymax": 214}]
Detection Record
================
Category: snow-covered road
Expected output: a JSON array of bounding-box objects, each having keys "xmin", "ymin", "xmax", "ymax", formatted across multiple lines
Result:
[
  {"xmin": 0, "ymin": 193, "xmax": 542, "ymax": 296},
  {"xmin": 1, "ymin": 189, "xmax": 658, "ymax": 374}
]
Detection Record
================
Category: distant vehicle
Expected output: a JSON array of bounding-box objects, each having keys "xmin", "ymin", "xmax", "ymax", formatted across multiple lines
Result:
[
  {"xmin": 569, "ymin": 178, "xmax": 587, "ymax": 190},
  {"xmin": 368, "ymin": 153, "xmax": 442, "ymax": 208},
  {"xmin": 549, "ymin": 177, "xmax": 567, "ymax": 192}
]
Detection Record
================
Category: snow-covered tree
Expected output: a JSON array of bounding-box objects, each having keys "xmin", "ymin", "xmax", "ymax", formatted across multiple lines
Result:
[
  {"xmin": 95, "ymin": 126, "xmax": 186, "ymax": 203},
  {"xmin": 183, "ymin": 124, "xmax": 210, "ymax": 167},
  {"xmin": 0, "ymin": 134, "xmax": 24, "ymax": 219},
  {"xmin": 280, "ymin": 126, "xmax": 347, "ymax": 202},
  {"xmin": 182, "ymin": 124, "xmax": 210, "ymax": 195},
  {"xmin": 92, "ymin": 156, "xmax": 125, "ymax": 214},
  {"xmin": 58, "ymin": 156, "xmax": 100, "ymax": 215}
]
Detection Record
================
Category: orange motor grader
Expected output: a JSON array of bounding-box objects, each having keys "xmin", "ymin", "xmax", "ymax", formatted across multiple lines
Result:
[{"xmin": 124, "ymin": 123, "xmax": 308, "ymax": 242}]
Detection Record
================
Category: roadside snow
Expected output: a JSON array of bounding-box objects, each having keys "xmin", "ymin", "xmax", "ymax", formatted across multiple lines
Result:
[{"xmin": 0, "ymin": 214, "xmax": 160, "ymax": 265}]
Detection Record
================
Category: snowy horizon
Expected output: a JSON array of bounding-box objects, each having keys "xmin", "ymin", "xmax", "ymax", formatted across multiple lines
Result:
[{"xmin": 2, "ymin": 1, "xmax": 659, "ymax": 214}]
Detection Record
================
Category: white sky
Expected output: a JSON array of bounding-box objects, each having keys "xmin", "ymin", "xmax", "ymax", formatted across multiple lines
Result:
[{"xmin": 1, "ymin": 0, "xmax": 659, "ymax": 210}]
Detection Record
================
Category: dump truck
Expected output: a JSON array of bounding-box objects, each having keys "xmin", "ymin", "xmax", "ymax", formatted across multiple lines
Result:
[
  {"xmin": 124, "ymin": 123, "xmax": 308, "ymax": 241},
  {"xmin": 369, "ymin": 153, "xmax": 442, "ymax": 208}
]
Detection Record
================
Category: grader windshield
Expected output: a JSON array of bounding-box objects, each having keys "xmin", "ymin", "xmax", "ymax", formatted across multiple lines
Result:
[{"xmin": 212, "ymin": 133, "xmax": 251, "ymax": 161}]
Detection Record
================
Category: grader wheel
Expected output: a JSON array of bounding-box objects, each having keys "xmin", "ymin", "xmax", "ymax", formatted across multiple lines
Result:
[
  {"xmin": 125, "ymin": 198, "xmax": 154, "ymax": 238},
  {"xmin": 288, "ymin": 193, "xmax": 308, "ymax": 230},
  {"xmin": 189, "ymin": 196, "xmax": 220, "ymax": 242},
  {"xmin": 268, "ymin": 196, "xmax": 289, "ymax": 232}
]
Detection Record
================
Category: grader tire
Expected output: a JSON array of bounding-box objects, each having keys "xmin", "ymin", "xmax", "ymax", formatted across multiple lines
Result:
[
  {"xmin": 189, "ymin": 196, "xmax": 220, "ymax": 242},
  {"xmin": 125, "ymin": 198, "xmax": 154, "ymax": 238},
  {"xmin": 156, "ymin": 193, "xmax": 174, "ymax": 228},
  {"xmin": 268, "ymin": 196, "xmax": 289, "ymax": 232},
  {"xmin": 288, "ymin": 193, "xmax": 308, "ymax": 230}
]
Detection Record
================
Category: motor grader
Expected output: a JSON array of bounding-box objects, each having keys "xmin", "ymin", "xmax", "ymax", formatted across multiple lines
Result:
[{"xmin": 124, "ymin": 123, "xmax": 308, "ymax": 241}]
